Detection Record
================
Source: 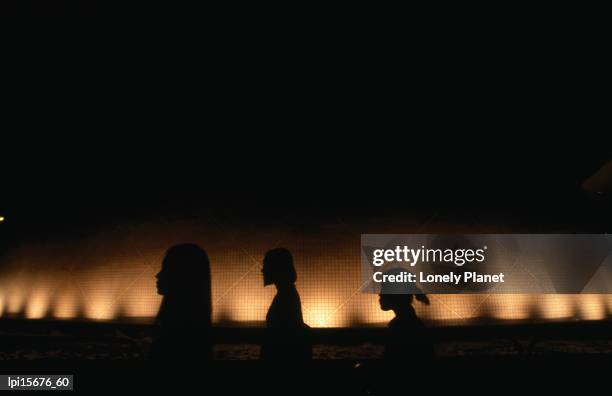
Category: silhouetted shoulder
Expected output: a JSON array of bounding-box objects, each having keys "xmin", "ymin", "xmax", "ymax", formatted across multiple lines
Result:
[{"xmin": 267, "ymin": 286, "xmax": 303, "ymax": 328}]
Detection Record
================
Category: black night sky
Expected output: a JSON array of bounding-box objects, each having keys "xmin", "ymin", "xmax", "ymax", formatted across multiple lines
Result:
[{"xmin": 2, "ymin": 144, "xmax": 609, "ymax": 242}]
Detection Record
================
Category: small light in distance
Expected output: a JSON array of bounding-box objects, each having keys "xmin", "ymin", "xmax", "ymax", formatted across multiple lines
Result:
[{"xmin": 0, "ymin": 216, "xmax": 4, "ymax": 223}]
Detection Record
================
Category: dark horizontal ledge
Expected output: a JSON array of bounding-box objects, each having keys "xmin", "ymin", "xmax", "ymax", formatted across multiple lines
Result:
[{"xmin": 1, "ymin": 318, "xmax": 612, "ymax": 346}]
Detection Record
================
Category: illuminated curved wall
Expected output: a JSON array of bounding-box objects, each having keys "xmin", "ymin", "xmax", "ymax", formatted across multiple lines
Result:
[{"xmin": 1, "ymin": 218, "xmax": 611, "ymax": 327}]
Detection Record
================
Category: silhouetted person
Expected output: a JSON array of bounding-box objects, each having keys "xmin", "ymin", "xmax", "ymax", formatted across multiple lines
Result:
[
  {"xmin": 260, "ymin": 248, "xmax": 312, "ymax": 362},
  {"xmin": 151, "ymin": 243, "xmax": 212, "ymax": 362},
  {"xmin": 379, "ymin": 268, "xmax": 433, "ymax": 363}
]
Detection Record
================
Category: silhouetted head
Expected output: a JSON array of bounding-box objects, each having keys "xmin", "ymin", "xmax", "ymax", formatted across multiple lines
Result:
[
  {"xmin": 379, "ymin": 293, "xmax": 417, "ymax": 312},
  {"xmin": 156, "ymin": 243, "xmax": 210, "ymax": 297},
  {"xmin": 378, "ymin": 268, "xmax": 429, "ymax": 313},
  {"xmin": 262, "ymin": 248, "xmax": 297, "ymax": 287}
]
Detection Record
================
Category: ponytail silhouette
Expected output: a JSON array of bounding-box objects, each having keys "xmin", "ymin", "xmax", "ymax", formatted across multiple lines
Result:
[{"xmin": 379, "ymin": 268, "xmax": 433, "ymax": 363}]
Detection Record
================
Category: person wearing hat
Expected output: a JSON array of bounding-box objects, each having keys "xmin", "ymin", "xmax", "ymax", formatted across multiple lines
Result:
[{"xmin": 379, "ymin": 267, "xmax": 433, "ymax": 363}]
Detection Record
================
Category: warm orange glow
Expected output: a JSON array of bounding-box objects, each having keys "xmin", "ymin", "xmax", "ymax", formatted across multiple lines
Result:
[
  {"xmin": 6, "ymin": 290, "xmax": 26, "ymax": 314},
  {"xmin": 576, "ymin": 295, "xmax": 606, "ymax": 320},
  {"xmin": 538, "ymin": 294, "xmax": 575, "ymax": 319},
  {"xmin": 0, "ymin": 276, "xmax": 610, "ymax": 326},
  {"xmin": 84, "ymin": 292, "xmax": 117, "ymax": 320},
  {"xmin": 119, "ymin": 267, "xmax": 162, "ymax": 318},
  {"xmin": 52, "ymin": 288, "xmax": 80, "ymax": 319},
  {"xmin": 0, "ymin": 219, "xmax": 610, "ymax": 327},
  {"xmin": 343, "ymin": 295, "xmax": 393, "ymax": 325},
  {"xmin": 218, "ymin": 287, "xmax": 274, "ymax": 323},
  {"xmin": 122, "ymin": 293, "xmax": 162, "ymax": 318},
  {"xmin": 489, "ymin": 295, "xmax": 533, "ymax": 320},
  {"xmin": 607, "ymin": 295, "xmax": 612, "ymax": 314},
  {"xmin": 416, "ymin": 295, "xmax": 487, "ymax": 321},
  {"xmin": 303, "ymin": 301, "xmax": 342, "ymax": 327},
  {"xmin": 26, "ymin": 290, "xmax": 51, "ymax": 319}
]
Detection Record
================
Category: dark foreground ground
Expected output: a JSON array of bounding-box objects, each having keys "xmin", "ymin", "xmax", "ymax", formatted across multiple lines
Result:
[
  {"xmin": 2, "ymin": 319, "xmax": 612, "ymax": 394},
  {"xmin": 1, "ymin": 357, "xmax": 611, "ymax": 394}
]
